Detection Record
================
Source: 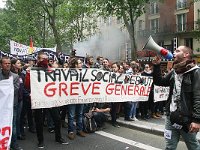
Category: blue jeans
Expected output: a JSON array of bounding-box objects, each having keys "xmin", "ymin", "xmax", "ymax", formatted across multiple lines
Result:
[
  {"xmin": 67, "ymin": 104, "xmax": 84, "ymax": 133},
  {"xmin": 129, "ymin": 102, "xmax": 138, "ymax": 118},
  {"xmin": 124, "ymin": 102, "xmax": 132, "ymax": 120},
  {"xmin": 165, "ymin": 116, "xmax": 200, "ymax": 150}
]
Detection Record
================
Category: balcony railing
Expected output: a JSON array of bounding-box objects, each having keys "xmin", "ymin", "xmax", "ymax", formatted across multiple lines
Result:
[
  {"xmin": 177, "ymin": 22, "xmax": 195, "ymax": 32},
  {"xmin": 176, "ymin": 2, "xmax": 188, "ymax": 10},
  {"xmin": 137, "ymin": 21, "xmax": 197, "ymax": 37}
]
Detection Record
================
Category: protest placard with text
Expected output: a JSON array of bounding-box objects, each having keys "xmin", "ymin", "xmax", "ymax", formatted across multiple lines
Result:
[{"xmin": 30, "ymin": 68, "xmax": 154, "ymax": 109}]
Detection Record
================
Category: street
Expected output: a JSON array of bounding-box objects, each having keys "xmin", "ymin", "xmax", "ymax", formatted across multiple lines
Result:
[{"xmin": 18, "ymin": 123, "xmax": 187, "ymax": 150}]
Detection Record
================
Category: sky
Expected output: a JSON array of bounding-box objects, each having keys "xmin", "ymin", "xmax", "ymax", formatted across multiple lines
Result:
[{"xmin": 0, "ymin": 0, "xmax": 6, "ymax": 8}]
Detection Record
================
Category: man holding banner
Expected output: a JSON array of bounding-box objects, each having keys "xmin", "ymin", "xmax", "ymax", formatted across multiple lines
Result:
[
  {"xmin": 0, "ymin": 57, "xmax": 23, "ymax": 150},
  {"xmin": 24, "ymin": 52, "xmax": 68, "ymax": 148},
  {"xmin": 152, "ymin": 46, "xmax": 200, "ymax": 150}
]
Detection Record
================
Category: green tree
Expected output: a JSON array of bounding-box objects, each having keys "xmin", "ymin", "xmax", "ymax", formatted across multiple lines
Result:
[
  {"xmin": 1, "ymin": 0, "xmax": 97, "ymax": 54},
  {"xmin": 0, "ymin": 0, "xmax": 49, "ymax": 49},
  {"xmin": 58, "ymin": 0, "xmax": 97, "ymax": 49},
  {"xmin": 0, "ymin": 8, "xmax": 17, "ymax": 52},
  {"xmin": 38, "ymin": 0, "xmax": 64, "ymax": 51}
]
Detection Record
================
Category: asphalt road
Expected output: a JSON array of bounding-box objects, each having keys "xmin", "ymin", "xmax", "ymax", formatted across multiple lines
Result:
[{"xmin": 18, "ymin": 123, "xmax": 187, "ymax": 150}]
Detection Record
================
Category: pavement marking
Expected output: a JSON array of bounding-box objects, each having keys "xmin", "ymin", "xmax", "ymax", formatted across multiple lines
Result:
[{"xmin": 96, "ymin": 131, "xmax": 162, "ymax": 150}]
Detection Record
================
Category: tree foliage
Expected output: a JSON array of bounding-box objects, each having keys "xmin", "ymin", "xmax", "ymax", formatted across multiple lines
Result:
[
  {"xmin": 0, "ymin": 0, "xmax": 97, "ymax": 53},
  {"xmin": 0, "ymin": 8, "xmax": 17, "ymax": 51}
]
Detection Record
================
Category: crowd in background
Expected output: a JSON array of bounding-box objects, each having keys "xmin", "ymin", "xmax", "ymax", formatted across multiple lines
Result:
[{"xmin": 0, "ymin": 53, "xmax": 167, "ymax": 150}]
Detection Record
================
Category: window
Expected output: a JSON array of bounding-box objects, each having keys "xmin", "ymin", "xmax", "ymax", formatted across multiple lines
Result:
[
  {"xmin": 150, "ymin": 18, "xmax": 159, "ymax": 33},
  {"xmin": 138, "ymin": 20, "xmax": 143, "ymax": 36},
  {"xmin": 177, "ymin": 13, "xmax": 186, "ymax": 32},
  {"xmin": 176, "ymin": 0, "xmax": 187, "ymax": 10},
  {"xmin": 185, "ymin": 38, "xmax": 193, "ymax": 49},
  {"xmin": 158, "ymin": 41, "xmax": 164, "ymax": 47},
  {"xmin": 197, "ymin": 9, "xmax": 200, "ymax": 28},
  {"xmin": 138, "ymin": 20, "xmax": 143, "ymax": 30},
  {"xmin": 150, "ymin": 2, "xmax": 158, "ymax": 14}
]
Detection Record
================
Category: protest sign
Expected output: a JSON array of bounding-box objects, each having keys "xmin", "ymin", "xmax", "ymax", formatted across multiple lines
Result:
[
  {"xmin": 0, "ymin": 50, "xmax": 84, "ymax": 64},
  {"xmin": 0, "ymin": 78, "xmax": 14, "ymax": 150},
  {"xmin": 30, "ymin": 68, "xmax": 153, "ymax": 109},
  {"xmin": 154, "ymin": 85, "xmax": 169, "ymax": 102},
  {"xmin": 10, "ymin": 40, "xmax": 56, "ymax": 55}
]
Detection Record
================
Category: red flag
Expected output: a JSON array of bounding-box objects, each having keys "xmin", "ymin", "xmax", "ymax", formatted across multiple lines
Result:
[
  {"xmin": 30, "ymin": 37, "xmax": 33, "ymax": 48},
  {"xmin": 29, "ymin": 37, "xmax": 34, "ymax": 54}
]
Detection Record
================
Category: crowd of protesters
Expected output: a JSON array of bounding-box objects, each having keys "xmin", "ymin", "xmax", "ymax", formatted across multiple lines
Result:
[
  {"xmin": 0, "ymin": 52, "xmax": 166, "ymax": 150},
  {"xmin": 0, "ymin": 52, "xmax": 167, "ymax": 150}
]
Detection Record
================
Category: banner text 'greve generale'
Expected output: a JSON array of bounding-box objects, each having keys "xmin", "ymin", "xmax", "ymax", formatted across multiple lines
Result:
[{"xmin": 34, "ymin": 68, "xmax": 153, "ymax": 97}]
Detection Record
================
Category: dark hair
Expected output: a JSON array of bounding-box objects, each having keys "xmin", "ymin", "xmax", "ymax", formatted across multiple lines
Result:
[
  {"xmin": 21, "ymin": 61, "xmax": 25, "ymax": 67},
  {"xmin": 37, "ymin": 51, "xmax": 47, "ymax": 59},
  {"xmin": 103, "ymin": 58, "xmax": 109, "ymax": 62},
  {"xmin": 69, "ymin": 57, "xmax": 78, "ymax": 68},
  {"xmin": 112, "ymin": 62, "xmax": 120, "ymax": 70},
  {"xmin": 11, "ymin": 59, "xmax": 21, "ymax": 74},
  {"xmin": 96, "ymin": 56, "xmax": 103, "ymax": 61},
  {"xmin": 11, "ymin": 59, "xmax": 18, "ymax": 65},
  {"xmin": 1, "ymin": 56, "xmax": 10, "ymax": 64},
  {"xmin": 85, "ymin": 55, "xmax": 93, "ymax": 63},
  {"xmin": 131, "ymin": 64, "xmax": 139, "ymax": 70}
]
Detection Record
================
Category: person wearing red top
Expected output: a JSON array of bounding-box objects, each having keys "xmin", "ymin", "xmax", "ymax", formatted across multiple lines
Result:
[{"xmin": 24, "ymin": 52, "xmax": 68, "ymax": 149}]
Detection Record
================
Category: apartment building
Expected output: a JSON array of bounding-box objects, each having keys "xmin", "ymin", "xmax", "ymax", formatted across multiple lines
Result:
[{"xmin": 136, "ymin": 0, "xmax": 200, "ymax": 64}]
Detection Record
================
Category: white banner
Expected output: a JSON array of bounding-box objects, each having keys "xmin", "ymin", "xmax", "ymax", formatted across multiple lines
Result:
[
  {"xmin": 10, "ymin": 40, "xmax": 56, "ymax": 55},
  {"xmin": 30, "ymin": 68, "xmax": 153, "ymax": 109},
  {"xmin": 0, "ymin": 77, "xmax": 14, "ymax": 150},
  {"xmin": 154, "ymin": 85, "xmax": 169, "ymax": 102}
]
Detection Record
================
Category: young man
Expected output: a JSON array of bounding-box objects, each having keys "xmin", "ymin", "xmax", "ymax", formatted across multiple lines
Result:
[
  {"xmin": 92, "ymin": 103, "xmax": 111, "ymax": 129},
  {"xmin": 67, "ymin": 58, "xmax": 87, "ymax": 140},
  {"xmin": 24, "ymin": 52, "xmax": 68, "ymax": 148},
  {"xmin": 82, "ymin": 55, "xmax": 94, "ymax": 68},
  {"xmin": 152, "ymin": 46, "xmax": 200, "ymax": 150},
  {"xmin": 94, "ymin": 56, "xmax": 103, "ymax": 69}
]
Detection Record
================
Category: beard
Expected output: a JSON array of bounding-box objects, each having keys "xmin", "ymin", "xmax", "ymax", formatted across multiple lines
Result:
[
  {"xmin": 173, "ymin": 59, "xmax": 179, "ymax": 65},
  {"xmin": 173, "ymin": 59, "xmax": 195, "ymax": 74},
  {"xmin": 173, "ymin": 56, "xmax": 183, "ymax": 65}
]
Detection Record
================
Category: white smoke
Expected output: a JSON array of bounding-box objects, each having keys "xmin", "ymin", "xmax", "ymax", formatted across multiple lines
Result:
[{"xmin": 74, "ymin": 26, "xmax": 127, "ymax": 61}]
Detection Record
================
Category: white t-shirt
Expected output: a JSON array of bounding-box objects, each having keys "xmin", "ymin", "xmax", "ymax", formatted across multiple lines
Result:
[{"xmin": 170, "ymin": 72, "xmax": 183, "ymax": 112}]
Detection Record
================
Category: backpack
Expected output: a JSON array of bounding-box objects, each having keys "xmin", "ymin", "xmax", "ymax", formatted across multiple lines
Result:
[{"xmin": 83, "ymin": 112, "xmax": 97, "ymax": 133}]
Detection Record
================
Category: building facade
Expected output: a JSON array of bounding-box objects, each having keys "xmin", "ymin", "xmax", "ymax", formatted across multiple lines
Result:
[{"xmin": 136, "ymin": 0, "xmax": 200, "ymax": 64}]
